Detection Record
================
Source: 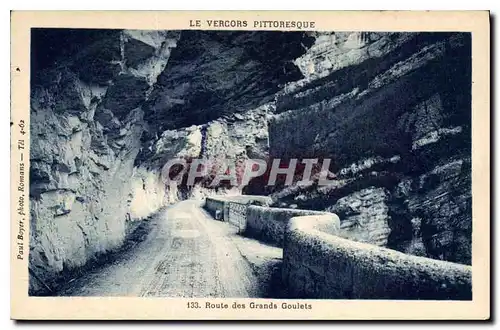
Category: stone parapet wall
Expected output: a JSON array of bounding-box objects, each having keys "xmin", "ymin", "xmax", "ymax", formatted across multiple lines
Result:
[{"xmin": 282, "ymin": 213, "xmax": 472, "ymax": 299}]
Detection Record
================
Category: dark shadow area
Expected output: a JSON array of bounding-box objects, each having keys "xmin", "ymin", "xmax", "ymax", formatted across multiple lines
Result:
[
  {"xmin": 30, "ymin": 28, "xmax": 122, "ymax": 84},
  {"xmin": 255, "ymin": 259, "xmax": 288, "ymax": 299},
  {"xmin": 143, "ymin": 30, "xmax": 315, "ymax": 131}
]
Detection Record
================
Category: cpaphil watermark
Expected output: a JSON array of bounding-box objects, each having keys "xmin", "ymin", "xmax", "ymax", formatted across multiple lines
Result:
[{"xmin": 160, "ymin": 158, "xmax": 336, "ymax": 188}]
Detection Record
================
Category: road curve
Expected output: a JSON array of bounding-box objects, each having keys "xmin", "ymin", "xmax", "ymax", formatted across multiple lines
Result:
[{"xmin": 58, "ymin": 200, "xmax": 266, "ymax": 297}]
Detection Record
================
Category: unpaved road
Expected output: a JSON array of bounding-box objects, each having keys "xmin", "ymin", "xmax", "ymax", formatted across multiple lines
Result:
[{"xmin": 58, "ymin": 200, "xmax": 282, "ymax": 297}]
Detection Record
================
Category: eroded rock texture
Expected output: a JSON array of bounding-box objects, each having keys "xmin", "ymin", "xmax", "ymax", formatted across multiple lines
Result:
[
  {"xmin": 29, "ymin": 29, "xmax": 184, "ymax": 294},
  {"xmin": 266, "ymin": 32, "xmax": 472, "ymax": 265},
  {"xmin": 29, "ymin": 30, "xmax": 472, "ymax": 295},
  {"xmin": 142, "ymin": 31, "xmax": 312, "ymax": 132},
  {"xmin": 29, "ymin": 29, "xmax": 310, "ymax": 294}
]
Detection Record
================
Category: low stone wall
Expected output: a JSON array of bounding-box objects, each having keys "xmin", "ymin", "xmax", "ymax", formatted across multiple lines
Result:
[
  {"xmin": 245, "ymin": 206, "xmax": 328, "ymax": 246},
  {"xmin": 204, "ymin": 195, "xmax": 272, "ymax": 229},
  {"xmin": 205, "ymin": 196, "xmax": 472, "ymax": 299},
  {"xmin": 204, "ymin": 197, "xmax": 226, "ymax": 220},
  {"xmin": 282, "ymin": 214, "xmax": 473, "ymax": 300},
  {"xmin": 228, "ymin": 202, "xmax": 247, "ymax": 232}
]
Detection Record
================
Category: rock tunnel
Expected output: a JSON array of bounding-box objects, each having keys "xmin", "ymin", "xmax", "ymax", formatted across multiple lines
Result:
[{"xmin": 28, "ymin": 29, "xmax": 472, "ymax": 297}]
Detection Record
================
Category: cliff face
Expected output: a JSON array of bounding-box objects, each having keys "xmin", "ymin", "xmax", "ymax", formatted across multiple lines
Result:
[
  {"xmin": 29, "ymin": 29, "xmax": 472, "ymax": 294},
  {"xmin": 29, "ymin": 29, "xmax": 310, "ymax": 294},
  {"xmin": 140, "ymin": 31, "xmax": 312, "ymax": 132},
  {"xmin": 266, "ymin": 32, "xmax": 472, "ymax": 264},
  {"xmin": 29, "ymin": 30, "xmax": 183, "ymax": 293}
]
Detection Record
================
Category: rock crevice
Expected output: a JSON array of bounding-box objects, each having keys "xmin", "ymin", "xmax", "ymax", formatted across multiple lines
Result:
[{"xmin": 29, "ymin": 30, "xmax": 472, "ymax": 295}]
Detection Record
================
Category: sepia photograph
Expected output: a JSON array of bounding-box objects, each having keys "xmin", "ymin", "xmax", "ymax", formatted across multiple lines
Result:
[{"xmin": 10, "ymin": 11, "xmax": 490, "ymax": 320}]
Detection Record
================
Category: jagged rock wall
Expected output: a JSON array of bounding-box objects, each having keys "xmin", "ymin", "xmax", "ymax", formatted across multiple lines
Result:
[
  {"xmin": 328, "ymin": 187, "xmax": 392, "ymax": 247},
  {"xmin": 140, "ymin": 102, "xmax": 272, "ymax": 192},
  {"xmin": 140, "ymin": 102, "xmax": 271, "ymax": 166},
  {"xmin": 29, "ymin": 29, "xmax": 472, "ymax": 295},
  {"xmin": 203, "ymin": 103, "xmax": 272, "ymax": 161},
  {"xmin": 292, "ymin": 32, "xmax": 415, "ymax": 82},
  {"xmin": 267, "ymin": 32, "xmax": 472, "ymax": 265},
  {"xmin": 29, "ymin": 30, "xmax": 181, "ymax": 294},
  {"xmin": 128, "ymin": 167, "xmax": 179, "ymax": 220},
  {"xmin": 143, "ymin": 31, "xmax": 312, "ymax": 132},
  {"xmin": 29, "ymin": 30, "xmax": 311, "ymax": 294}
]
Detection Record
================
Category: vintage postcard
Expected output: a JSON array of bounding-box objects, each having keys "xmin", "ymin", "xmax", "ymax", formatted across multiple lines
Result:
[{"xmin": 10, "ymin": 11, "xmax": 490, "ymax": 320}]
